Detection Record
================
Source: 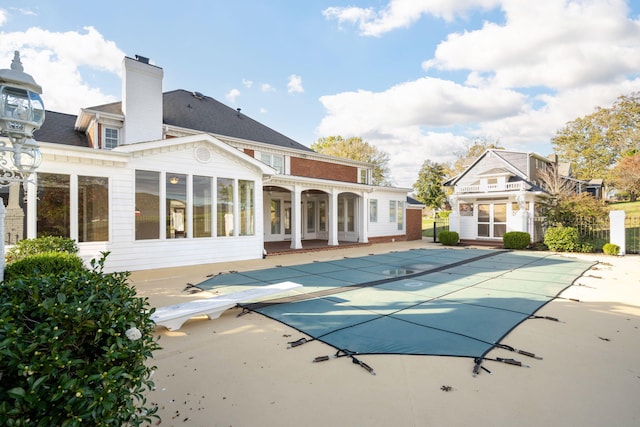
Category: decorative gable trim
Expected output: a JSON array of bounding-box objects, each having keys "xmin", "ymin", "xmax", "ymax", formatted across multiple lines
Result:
[{"xmin": 112, "ymin": 133, "xmax": 276, "ymax": 175}]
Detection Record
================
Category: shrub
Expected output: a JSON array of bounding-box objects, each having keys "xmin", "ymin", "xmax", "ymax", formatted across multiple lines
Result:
[
  {"xmin": 439, "ymin": 230, "xmax": 459, "ymax": 246},
  {"xmin": 6, "ymin": 236, "xmax": 78, "ymax": 264},
  {"xmin": 4, "ymin": 252, "xmax": 85, "ymax": 281},
  {"xmin": 0, "ymin": 254, "xmax": 160, "ymax": 426},
  {"xmin": 603, "ymin": 243, "xmax": 620, "ymax": 255},
  {"xmin": 541, "ymin": 192, "xmax": 609, "ymax": 229},
  {"xmin": 503, "ymin": 232, "xmax": 531, "ymax": 249},
  {"xmin": 544, "ymin": 226, "xmax": 579, "ymax": 252}
]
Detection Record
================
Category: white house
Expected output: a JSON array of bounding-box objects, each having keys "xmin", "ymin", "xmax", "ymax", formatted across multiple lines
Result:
[
  {"xmin": 444, "ymin": 149, "xmax": 550, "ymax": 242},
  {"xmin": 4, "ymin": 55, "xmax": 415, "ymax": 272}
]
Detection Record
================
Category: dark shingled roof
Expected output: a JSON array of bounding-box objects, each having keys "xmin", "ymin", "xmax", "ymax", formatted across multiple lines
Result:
[
  {"xmin": 406, "ymin": 196, "xmax": 423, "ymax": 205},
  {"xmin": 33, "ymin": 111, "xmax": 89, "ymax": 146},
  {"xmin": 87, "ymin": 89, "xmax": 313, "ymax": 152}
]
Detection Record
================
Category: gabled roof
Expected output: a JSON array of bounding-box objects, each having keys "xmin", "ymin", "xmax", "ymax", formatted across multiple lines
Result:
[
  {"xmin": 85, "ymin": 89, "xmax": 313, "ymax": 152},
  {"xmin": 406, "ymin": 196, "xmax": 424, "ymax": 206},
  {"xmin": 36, "ymin": 90, "xmax": 314, "ymax": 154},
  {"xmin": 476, "ymin": 167, "xmax": 514, "ymax": 177},
  {"xmin": 444, "ymin": 149, "xmax": 550, "ymax": 187},
  {"xmin": 33, "ymin": 111, "xmax": 89, "ymax": 147}
]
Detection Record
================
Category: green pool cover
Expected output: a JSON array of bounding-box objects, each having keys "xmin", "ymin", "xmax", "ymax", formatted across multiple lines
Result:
[{"xmin": 200, "ymin": 248, "xmax": 595, "ymax": 372}]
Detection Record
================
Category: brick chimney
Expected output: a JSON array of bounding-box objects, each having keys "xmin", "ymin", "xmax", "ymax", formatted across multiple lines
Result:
[{"xmin": 122, "ymin": 55, "xmax": 163, "ymax": 144}]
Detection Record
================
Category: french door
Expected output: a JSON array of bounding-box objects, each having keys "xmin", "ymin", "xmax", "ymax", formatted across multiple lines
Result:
[{"xmin": 477, "ymin": 202, "xmax": 507, "ymax": 239}]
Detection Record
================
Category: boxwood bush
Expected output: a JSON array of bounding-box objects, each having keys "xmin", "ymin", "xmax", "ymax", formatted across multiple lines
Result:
[
  {"xmin": 6, "ymin": 236, "xmax": 79, "ymax": 264},
  {"xmin": 602, "ymin": 243, "xmax": 620, "ymax": 255},
  {"xmin": 439, "ymin": 230, "xmax": 459, "ymax": 246},
  {"xmin": 0, "ymin": 254, "xmax": 160, "ymax": 426},
  {"xmin": 502, "ymin": 231, "xmax": 531, "ymax": 249},
  {"xmin": 544, "ymin": 226, "xmax": 580, "ymax": 252},
  {"xmin": 4, "ymin": 252, "xmax": 85, "ymax": 282}
]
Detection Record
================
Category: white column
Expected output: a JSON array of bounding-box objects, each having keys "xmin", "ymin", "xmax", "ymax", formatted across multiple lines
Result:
[
  {"xmin": 328, "ymin": 189, "xmax": 339, "ymax": 246},
  {"xmin": 359, "ymin": 192, "xmax": 368, "ymax": 243},
  {"xmin": 290, "ymin": 185, "xmax": 302, "ymax": 249},
  {"xmin": 513, "ymin": 210, "xmax": 529, "ymax": 233},
  {"xmin": 610, "ymin": 210, "xmax": 626, "ymax": 255},
  {"xmin": 26, "ymin": 177, "xmax": 38, "ymax": 239},
  {"xmin": 448, "ymin": 195, "xmax": 460, "ymax": 234},
  {"xmin": 5, "ymin": 183, "xmax": 24, "ymax": 244}
]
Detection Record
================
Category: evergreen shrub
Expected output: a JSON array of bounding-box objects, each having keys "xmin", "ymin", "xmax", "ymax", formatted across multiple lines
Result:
[
  {"xmin": 544, "ymin": 226, "xmax": 579, "ymax": 252},
  {"xmin": 439, "ymin": 230, "xmax": 459, "ymax": 246},
  {"xmin": 4, "ymin": 252, "xmax": 85, "ymax": 281},
  {"xmin": 6, "ymin": 236, "xmax": 78, "ymax": 264},
  {"xmin": 0, "ymin": 254, "xmax": 160, "ymax": 426},
  {"xmin": 602, "ymin": 243, "xmax": 620, "ymax": 256},
  {"xmin": 502, "ymin": 231, "xmax": 531, "ymax": 249}
]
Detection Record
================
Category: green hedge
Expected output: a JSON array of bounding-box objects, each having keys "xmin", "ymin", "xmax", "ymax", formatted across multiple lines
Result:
[
  {"xmin": 503, "ymin": 231, "xmax": 531, "ymax": 249},
  {"xmin": 544, "ymin": 226, "xmax": 579, "ymax": 252},
  {"xmin": 439, "ymin": 230, "xmax": 459, "ymax": 246},
  {"xmin": 6, "ymin": 237, "xmax": 78, "ymax": 264},
  {"xmin": 0, "ymin": 254, "xmax": 160, "ymax": 426},
  {"xmin": 602, "ymin": 243, "xmax": 620, "ymax": 255},
  {"xmin": 4, "ymin": 252, "xmax": 85, "ymax": 281}
]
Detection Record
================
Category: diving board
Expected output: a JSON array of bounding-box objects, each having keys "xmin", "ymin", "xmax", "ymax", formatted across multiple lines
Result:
[{"xmin": 151, "ymin": 281, "xmax": 303, "ymax": 331}]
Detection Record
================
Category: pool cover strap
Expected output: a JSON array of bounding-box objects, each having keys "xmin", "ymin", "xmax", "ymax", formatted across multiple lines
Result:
[{"xmin": 312, "ymin": 349, "xmax": 376, "ymax": 375}]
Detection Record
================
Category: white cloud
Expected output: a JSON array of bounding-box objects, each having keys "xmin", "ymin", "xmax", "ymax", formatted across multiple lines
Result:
[
  {"xmin": 323, "ymin": 0, "xmax": 501, "ymax": 36},
  {"xmin": 372, "ymin": 129, "xmax": 470, "ymax": 187},
  {"xmin": 318, "ymin": 77, "xmax": 524, "ymax": 134},
  {"xmin": 0, "ymin": 26, "xmax": 124, "ymax": 113},
  {"xmin": 261, "ymin": 83, "xmax": 275, "ymax": 92},
  {"xmin": 287, "ymin": 74, "xmax": 304, "ymax": 94},
  {"xmin": 316, "ymin": 77, "xmax": 526, "ymax": 186},
  {"xmin": 423, "ymin": 0, "xmax": 640, "ymax": 90},
  {"xmin": 319, "ymin": 0, "xmax": 640, "ymax": 186},
  {"xmin": 260, "ymin": 107, "xmax": 268, "ymax": 114},
  {"xmin": 225, "ymin": 88, "xmax": 241, "ymax": 103},
  {"xmin": 242, "ymin": 78, "xmax": 253, "ymax": 88},
  {"xmin": 0, "ymin": 9, "xmax": 7, "ymax": 26}
]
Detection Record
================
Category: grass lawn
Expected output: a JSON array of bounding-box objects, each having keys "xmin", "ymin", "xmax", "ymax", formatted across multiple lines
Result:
[
  {"xmin": 609, "ymin": 200, "xmax": 640, "ymax": 216},
  {"xmin": 609, "ymin": 201, "xmax": 640, "ymax": 253},
  {"xmin": 422, "ymin": 217, "xmax": 448, "ymax": 238}
]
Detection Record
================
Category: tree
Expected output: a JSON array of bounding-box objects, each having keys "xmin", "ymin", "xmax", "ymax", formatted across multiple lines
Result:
[
  {"xmin": 536, "ymin": 162, "xmax": 582, "ymax": 224},
  {"xmin": 609, "ymin": 151, "xmax": 640, "ymax": 201},
  {"xmin": 413, "ymin": 160, "xmax": 448, "ymax": 212},
  {"xmin": 311, "ymin": 136, "xmax": 391, "ymax": 186},
  {"xmin": 552, "ymin": 92, "xmax": 640, "ymax": 180},
  {"xmin": 538, "ymin": 162, "xmax": 576, "ymax": 200},
  {"xmin": 451, "ymin": 137, "xmax": 504, "ymax": 175}
]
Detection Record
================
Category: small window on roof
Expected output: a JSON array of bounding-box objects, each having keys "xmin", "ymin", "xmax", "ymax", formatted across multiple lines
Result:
[
  {"xmin": 104, "ymin": 128, "xmax": 119, "ymax": 149},
  {"xmin": 260, "ymin": 153, "xmax": 284, "ymax": 174}
]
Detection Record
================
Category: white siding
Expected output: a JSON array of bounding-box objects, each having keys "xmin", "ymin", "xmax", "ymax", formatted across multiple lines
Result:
[
  {"xmin": 34, "ymin": 140, "xmax": 265, "ymax": 273},
  {"xmin": 459, "ymin": 216, "xmax": 476, "ymax": 240},
  {"xmin": 367, "ymin": 191, "xmax": 406, "ymax": 238}
]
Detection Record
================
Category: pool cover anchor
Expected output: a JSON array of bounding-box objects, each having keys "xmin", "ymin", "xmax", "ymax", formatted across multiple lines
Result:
[
  {"xmin": 313, "ymin": 349, "xmax": 376, "ymax": 376},
  {"xmin": 473, "ymin": 356, "xmax": 530, "ymax": 377},
  {"xmin": 495, "ymin": 343, "xmax": 543, "ymax": 360},
  {"xmin": 288, "ymin": 337, "xmax": 310, "ymax": 348},
  {"xmin": 472, "ymin": 358, "xmax": 492, "ymax": 377}
]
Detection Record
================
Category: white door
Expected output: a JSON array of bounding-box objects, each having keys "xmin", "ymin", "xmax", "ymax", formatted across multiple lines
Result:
[{"xmin": 477, "ymin": 202, "xmax": 507, "ymax": 239}]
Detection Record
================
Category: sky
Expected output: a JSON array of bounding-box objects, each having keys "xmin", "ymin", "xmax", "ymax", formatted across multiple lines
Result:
[{"xmin": 1, "ymin": 0, "xmax": 639, "ymax": 188}]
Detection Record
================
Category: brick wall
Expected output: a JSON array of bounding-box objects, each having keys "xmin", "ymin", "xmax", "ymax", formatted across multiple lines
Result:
[
  {"xmin": 405, "ymin": 208, "xmax": 423, "ymax": 241},
  {"xmin": 291, "ymin": 157, "xmax": 358, "ymax": 183}
]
